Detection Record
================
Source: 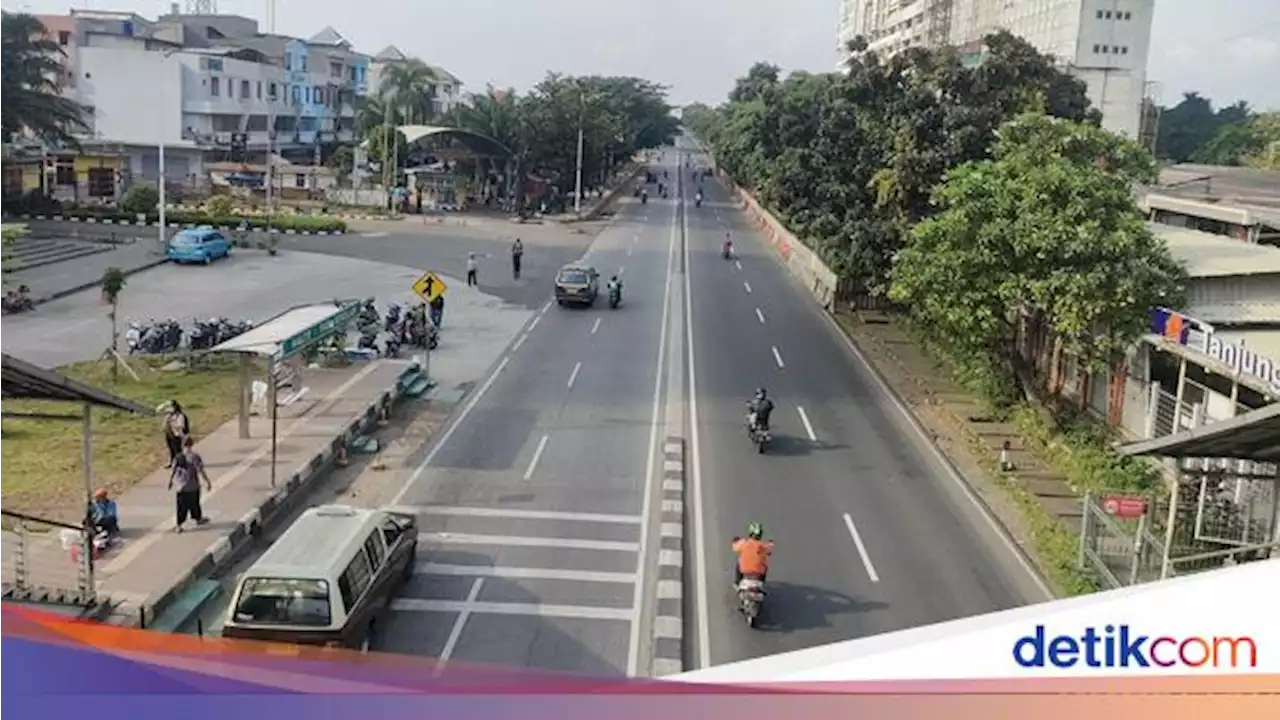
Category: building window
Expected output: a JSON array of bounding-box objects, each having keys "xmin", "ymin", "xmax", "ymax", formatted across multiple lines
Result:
[
  {"xmin": 1104, "ymin": 10, "xmax": 1112, "ymax": 19},
  {"xmin": 291, "ymin": 84, "xmax": 301, "ymax": 105},
  {"xmin": 1096, "ymin": 9, "xmax": 1103, "ymax": 18},
  {"xmin": 284, "ymin": 52, "xmax": 292, "ymax": 70},
  {"xmin": 1121, "ymin": 46, "xmax": 1128, "ymax": 54},
  {"xmin": 210, "ymin": 76, "xmax": 220, "ymax": 96},
  {"xmin": 1093, "ymin": 44, "xmax": 1101, "ymax": 53},
  {"xmin": 241, "ymin": 79, "xmax": 250, "ymax": 98},
  {"xmin": 256, "ymin": 81, "xmax": 262, "ymax": 99},
  {"xmin": 1123, "ymin": 11, "xmax": 1131, "ymax": 20},
  {"xmin": 268, "ymin": 82, "xmax": 278, "ymax": 100},
  {"xmin": 87, "ymin": 167, "xmax": 115, "ymax": 198},
  {"xmin": 330, "ymin": 61, "xmax": 343, "ymax": 78},
  {"xmin": 54, "ymin": 159, "xmax": 76, "ymax": 186},
  {"xmin": 1112, "ymin": 45, "xmax": 1120, "ymax": 53},
  {"xmin": 57, "ymin": 30, "xmax": 70, "ymax": 45},
  {"xmin": 295, "ymin": 174, "xmax": 307, "ymax": 189},
  {"xmin": 1101, "ymin": 45, "xmax": 1109, "ymax": 53},
  {"xmin": 300, "ymin": 54, "xmax": 308, "ymax": 72}
]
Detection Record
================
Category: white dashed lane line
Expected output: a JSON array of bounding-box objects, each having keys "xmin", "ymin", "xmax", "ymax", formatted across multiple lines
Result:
[
  {"xmin": 771, "ymin": 345, "xmax": 785, "ymax": 369},
  {"xmin": 567, "ymin": 361, "xmax": 582, "ymax": 389},
  {"xmin": 755, "ymin": 307, "xmax": 766, "ymax": 324},
  {"xmin": 796, "ymin": 406, "xmax": 817, "ymax": 441},
  {"xmin": 734, "ymin": 260, "xmax": 742, "ymax": 271},
  {"xmin": 591, "ymin": 318, "xmax": 601, "ymax": 335},
  {"xmin": 842, "ymin": 512, "xmax": 881, "ymax": 582},
  {"xmin": 744, "ymin": 281, "xmax": 752, "ymax": 294},
  {"xmin": 524, "ymin": 434, "xmax": 550, "ymax": 481}
]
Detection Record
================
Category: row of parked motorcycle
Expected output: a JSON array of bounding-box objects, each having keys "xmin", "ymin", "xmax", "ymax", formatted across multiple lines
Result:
[
  {"xmin": 125, "ymin": 317, "xmax": 255, "ymax": 355},
  {"xmin": 351, "ymin": 299, "xmax": 440, "ymax": 359},
  {"xmin": 0, "ymin": 285, "xmax": 34, "ymax": 313}
]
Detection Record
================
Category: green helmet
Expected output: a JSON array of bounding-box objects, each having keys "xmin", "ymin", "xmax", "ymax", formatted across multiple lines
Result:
[{"xmin": 746, "ymin": 521, "xmax": 763, "ymax": 539}]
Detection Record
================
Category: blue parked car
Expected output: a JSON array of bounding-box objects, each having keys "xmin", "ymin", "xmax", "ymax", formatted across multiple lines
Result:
[{"xmin": 166, "ymin": 227, "xmax": 231, "ymax": 264}]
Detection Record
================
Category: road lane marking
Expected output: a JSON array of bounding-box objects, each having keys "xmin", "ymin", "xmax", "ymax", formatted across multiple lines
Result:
[
  {"xmin": 512, "ymin": 333, "xmax": 528, "ymax": 352},
  {"xmin": 541, "ymin": 300, "xmax": 552, "ymax": 314},
  {"xmin": 420, "ymin": 533, "xmax": 639, "ymax": 552},
  {"xmin": 591, "ymin": 317, "xmax": 601, "ymax": 335},
  {"xmin": 417, "ymin": 564, "xmax": 636, "ymax": 583},
  {"xmin": 434, "ymin": 578, "xmax": 484, "ymax": 674},
  {"xmin": 394, "ymin": 598, "xmax": 636, "ymax": 621},
  {"xmin": 734, "ymin": 260, "xmax": 742, "ymax": 271},
  {"xmin": 797, "ymin": 406, "xmax": 817, "ymax": 441},
  {"xmin": 628, "ymin": 155, "xmax": 680, "ymax": 676},
  {"xmin": 523, "ymin": 434, "xmax": 550, "ymax": 480},
  {"xmin": 816, "ymin": 311, "xmax": 1054, "ymax": 600},
  {"xmin": 389, "ymin": 354, "xmax": 511, "ymax": 505},
  {"xmin": 567, "ymin": 361, "xmax": 582, "ymax": 388},
  {"xmin": 842, "ymin": 513, "xmax": 880, "ymax": 582},
  {"xmin": 360, "ymin": 231, "xmax": 388, "ymax": 238},
  {"xmin": 743, "ymin": 281, "xmax": 752, "ymax": 294},
  {"xmin": 627, "ymin": 246, "xmax": 633, "ymax": 256},
  {"xmin": 528, "ymin": 315, "xmax": 542, "ymax": 332},
  {"xmin": 682, "ymin": 174, "xmax": 712, "ymax": 670},
  {"xmin": 755, "ymin": 307, "xmax": 766, "ymax": 324},
  {"xmin": 411, "ymin": 506, "xmax": 641, "ymax": 524},
  {"xmin": 771, "ymin": 345, "xmax": 786, "ymax": 368}
]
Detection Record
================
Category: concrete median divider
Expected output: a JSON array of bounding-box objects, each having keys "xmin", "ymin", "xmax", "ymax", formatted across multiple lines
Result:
[
  {"xmin": 136, "ymin": 362, "xmax": 431, "ymax": 632},
  {"xmin": 732, "ymin": 186, "xmax": 839, "ymax": 310}
]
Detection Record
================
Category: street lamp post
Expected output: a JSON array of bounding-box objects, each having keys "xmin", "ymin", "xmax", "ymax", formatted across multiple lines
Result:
[{"xmin": 573, "ymin": 120, "xmax": 584, "ymax": 215}]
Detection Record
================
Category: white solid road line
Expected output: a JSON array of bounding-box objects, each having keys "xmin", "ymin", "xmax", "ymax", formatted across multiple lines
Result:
[
  {"xmin": 842, "ymin": 513, "xmax": 881, "ymax": 582},
  {"xmin": 755, "ymin": 307, "xmax": 766, "ymax": 324},
  {"xmin": 420, "ymin": 532, "xmax": 639, "ymax": 552},
  {"xmin": 388, "ymin": 355, "xmax": 510, "ymax": 506},
  {"xmin": 512, "ymin": 333, "xmax": 528, "ymax": 352},
  {"xmin": 393, "ymin": 598, "xmax": 636, "ymax": 622},
  {"xmin": 817, "ymin": 311, "xmax": 1055, "ymax": 600},
  {"xmin": 360, "ymin": 231, "xmax": 389, "ymax": 238},
  {"xmin": 567, "ymin": 361, "xmax": 582, "ymax": 388},
  {"xmin": 434, "ymin": 578, "xmax": 484, "ymax": 674},
  {"xmin": 797, "ymin": 406, "xmax": 817, "ymax": 442},
  {"xmin": 528, "ymin": 315, "xmax": 542, "ymax": 332},
  {"xmin": 743, "ymin": 281, "xmax": 753, "ymax": 294},
  {"xmin": 417, "ymin": 563, "xmax": 636, "ymax": 584},
  {"xmin": 683, "ymin": 173, "xmax": 713, "ymax": 671},
  {"xmin": 412, "ymin": 505, "xmax": 641, "ymax": 524},
  {"xmin": 771, "ymin": 345, "xmax": 786, "ymax": 369},
  {"xmin": 541, "ymin": 300, "xmax": 552, "ymax": 314},
  {"xmin": 591, "ymin": 317, "xmax": 602, "ymax": 335},
  {"xmin": 627, "ymin": 160, "xmax": 679, "ymax": 677},
  {"xmin": 524, "ymin": 434, "xmax": 550, "ymax": 480}
]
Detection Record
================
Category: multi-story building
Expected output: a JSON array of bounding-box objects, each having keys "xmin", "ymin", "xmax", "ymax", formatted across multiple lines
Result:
[
  {"xmin": 33, "ymin": 8, "xmax": 372, "ymax": 189},
  {"xmin": 837, "ymin": 0, "xmax": 1154, "ymax": 139},
  {"xmin": 368, "ymin": 45, "xmax": 464, "ymax": 119}
]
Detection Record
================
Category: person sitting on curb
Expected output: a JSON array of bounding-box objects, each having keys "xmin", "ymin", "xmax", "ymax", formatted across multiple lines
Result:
[{"xmin": 91, "ymin": 487, "xmax": 120, "ymax": 537}]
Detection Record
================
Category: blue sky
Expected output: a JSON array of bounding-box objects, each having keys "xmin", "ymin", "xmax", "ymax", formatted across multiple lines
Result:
[{"xmin": 14, "ymin": 0, "xmax": 1280, "ymax": 110}]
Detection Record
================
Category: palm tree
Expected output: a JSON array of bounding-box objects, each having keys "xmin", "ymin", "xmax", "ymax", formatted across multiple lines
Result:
[
  {"xmin": 1, "ymin": 12, "xmax": 87, "ymax": 145},
  {"xmin": 457, "ymin": 85, "xmax": 523, "ymax": 155},
  {"xmin": 354, "ymin": 95, "xmax": 399, "ymax": 139},
  {"xmin": 377, "ymin": 59, "xmax": 438, "ymax": 125}
]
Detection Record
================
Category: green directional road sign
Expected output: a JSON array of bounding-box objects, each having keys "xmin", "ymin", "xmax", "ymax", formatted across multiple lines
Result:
[{"xmin": 278, "ymin": 302, "xmax": 361, "ymax": 359}]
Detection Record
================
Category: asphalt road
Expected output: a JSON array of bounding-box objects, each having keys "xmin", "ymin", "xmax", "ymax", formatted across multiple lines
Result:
[
  {"xmin": 676, "ymin": 136, "xmax": 1052, "ymax": 669},
  {"xmin": 375, "ymin": 154, "xmax": 680, "ymax": 676}
]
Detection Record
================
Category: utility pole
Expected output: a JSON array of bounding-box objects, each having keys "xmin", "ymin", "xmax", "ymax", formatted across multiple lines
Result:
[{"xmin": 573, "ymin": 84, "xmax": 586, "ymax": 214}]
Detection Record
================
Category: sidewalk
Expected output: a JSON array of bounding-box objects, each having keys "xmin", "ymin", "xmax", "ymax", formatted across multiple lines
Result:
[{"xmin": 92, "ymin": 360, "xmax": 411, "ymax": 624}]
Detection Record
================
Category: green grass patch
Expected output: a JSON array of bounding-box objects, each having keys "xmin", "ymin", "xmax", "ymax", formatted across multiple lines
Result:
[
  {"xmin": 0, "ymin": 355, "xmax": 261, "ymax": 522},
  {"xmin": 1012, "ymin": 405, "xmax": 1161, "ymax": 496}
]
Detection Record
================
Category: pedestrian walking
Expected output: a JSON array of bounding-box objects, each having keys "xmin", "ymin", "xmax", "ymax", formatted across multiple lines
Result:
[
  {"xmin": 162, "ymin": 400, "xmax": 189, "ymax": 468},
  {"xmin": 168, "ymin": 437, "xmax": 212, "ymax": 532},
  {"xmin": 429, "ymin": 294, "xmax": 444, "ymax": 329},
  {"xmin": 466, "ymin": 252, "xmax": 478, "ymax": 287},
  {"xmin": 511, "ymin": 238, "xmax": 524, "ymax": 280}
]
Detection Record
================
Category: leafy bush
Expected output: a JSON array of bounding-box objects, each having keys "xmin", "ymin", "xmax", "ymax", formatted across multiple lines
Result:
[
  {"xmin": 120, "ymin": 184, "xmax": 159, "ymax": 216},
  {"xmin": 1013, "ymin": 406, "xmax": 1161, "ymax": 495},
  {"xmin": 205, "ymin": 195, "xmax": 234, "ymax": 216}
]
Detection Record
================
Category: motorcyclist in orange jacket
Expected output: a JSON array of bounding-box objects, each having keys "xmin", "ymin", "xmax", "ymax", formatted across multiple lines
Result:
[{"xmin": 732, "ymin": 521, "xmax": 773, "ymax": 587}]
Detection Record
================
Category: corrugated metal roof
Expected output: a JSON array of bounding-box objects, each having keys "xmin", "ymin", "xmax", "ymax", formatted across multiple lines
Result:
[
  {"xmin": 1, "ymin": 354, "xmax": 153, "ymax": 415},
  {"xmin": 1190, "ymin": 303, "xmax": 1280, "ymax": 326},
  {"xmin": 1118, "ymin": 402, "xmax": 1280, "ymax": 463},
  {"xmin": 210, "ymin": 301, "xmax": 350, "ymax": 356},
  {"xmin": 1152, "ymin": 223, "xmax": 1280, "ymax": 278}
]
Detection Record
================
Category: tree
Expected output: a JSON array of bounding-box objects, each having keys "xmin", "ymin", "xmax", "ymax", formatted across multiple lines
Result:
[
  {"xmin": 1, "ymin": 12, "xmax": 88, "ymax": 145},
  {"xmin": 888, "ymin": 114, "xmax": 1186, "ymax": 402},
  {"xmin": 99, "ymin": 266, "xmax": 133, "ymax": 384},
  {"xmin": 1195, "ymin": 110, "xmax": 1280, "ymax": 169},
  {"xmin": 378, "ymin": 59, "xmax": 438, "ymax": 125},
  {"xmin": 120, "ymin": 183, "xmax": 159, "ymax": 216},
  {"xmin": 362, "ymin": 125, "xmax": 407, "ymax": 165},
  {"xmin": 1155, "ymin": 93, "xmax": 1255, "ymax": 163}
]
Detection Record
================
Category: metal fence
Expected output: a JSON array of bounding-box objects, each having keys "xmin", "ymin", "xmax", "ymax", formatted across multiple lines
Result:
[
  {"xmin": 1079, "ymin": 491, "xmax": 1165, "ymax": 589},
  {"xmin": 1, "ymin": 510, "xmax": 96, "ymax": 606}
]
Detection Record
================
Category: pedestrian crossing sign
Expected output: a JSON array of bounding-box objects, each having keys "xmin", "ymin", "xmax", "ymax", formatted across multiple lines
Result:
[{"xmin": 413, "ymin": 271, "xmax": 447, "ymax": 304}]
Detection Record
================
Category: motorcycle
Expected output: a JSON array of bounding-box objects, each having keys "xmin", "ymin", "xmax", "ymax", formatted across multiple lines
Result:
[
  {"xmin": 641, "ymin": 192, "xmax": 648, "ymax": 205},
  {"xmin": 383, "ymin": 334, "xmax": 402, "ymax": 359},
  {"xmin": 696, "ymin": 195, "xmax": 702, "ymax": 208},
  {"xmin": 732, "ymin": 569, "xmax": 766, "ymax": 628},
  {"xmin": 723, "ymin": 243, "xmax": 734, "ymax": 260},
  {"xmin": 745, "ymin": 406, "xmax": 771, "ymax": 454},
  {"xmin": 357, "ymin": 328, "xmax": 380, "ymax": 355},
  {"xmin": 384, "ymin": 303, "xmax": 401, "ymax": 332},
  {"xmin": 608, "ymin": 284, "xmax": 622, "ymax": 309},
  {"xmin": 188, "ymin": 319, "xmax": 221, "ymax": 350}
]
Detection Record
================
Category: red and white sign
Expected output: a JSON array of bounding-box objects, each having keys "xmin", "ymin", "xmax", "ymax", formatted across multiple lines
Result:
[{"xmin": 1101, "ymin": 494, "xmax": 1148, "ymax": 519}]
